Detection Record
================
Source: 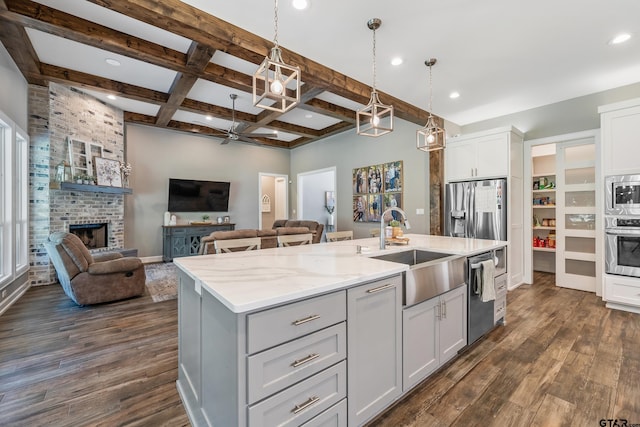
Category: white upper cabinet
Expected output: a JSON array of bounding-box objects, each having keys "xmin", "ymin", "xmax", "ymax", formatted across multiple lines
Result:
[
  {"xmin": 599, "ymin": 98, "xmax": 640, "ymax": 176},
  {"xmin": 445, "ymin": 126, "xmax": 522, "ymax": 182}
]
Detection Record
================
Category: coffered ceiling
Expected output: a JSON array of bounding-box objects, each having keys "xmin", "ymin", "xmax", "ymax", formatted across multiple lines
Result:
[{"xmin": 1, "ymin": 0, "xmax": 639, "ymax": 148}]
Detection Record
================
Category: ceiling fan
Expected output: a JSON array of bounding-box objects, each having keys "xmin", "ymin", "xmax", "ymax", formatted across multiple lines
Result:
[{"xmin": 202, "ymin": 94, "xmax": 278, "ymax": 145}]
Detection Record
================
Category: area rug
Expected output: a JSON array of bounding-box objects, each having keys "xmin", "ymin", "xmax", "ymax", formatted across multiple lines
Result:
[{"xmin": 144, "ymin": 262, "xmax": 178, "ymax": 302}]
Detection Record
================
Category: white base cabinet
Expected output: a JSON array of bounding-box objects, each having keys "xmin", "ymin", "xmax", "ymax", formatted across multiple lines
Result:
[
  {"xmin": 402, "ymin": 285, "xmax": 467, "ymax": 392},
  {"xmin": 347, "ymin": 276, "xmax": 402, "ymax": 426},
  {"xmin": 604, "ymin": 274, "xmax": 640, "ymax": 314}
]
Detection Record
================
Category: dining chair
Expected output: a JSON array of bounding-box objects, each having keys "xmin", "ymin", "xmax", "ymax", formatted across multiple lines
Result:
[
  {"xmin": 326, "ymin": 230, "xmax": 354, "ymax": 242},
  {"xmin": 277, "ymin": 233, "xmax": 313, "ymax": 247},
  {"xmin": 214, "ymin": 237, "xmax": 261, "ymax": 253}
]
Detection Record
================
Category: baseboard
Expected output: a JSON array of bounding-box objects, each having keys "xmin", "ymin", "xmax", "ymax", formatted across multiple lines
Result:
[
  {"xmin": 0, "ymin": 280, "xmax": 31, "ymax": 316},
  {"xmin": 141, "ymin": 255, "xmax": 163, "ymax": 264}
]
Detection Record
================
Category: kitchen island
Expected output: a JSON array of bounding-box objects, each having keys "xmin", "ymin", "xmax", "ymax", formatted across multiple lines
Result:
[{"xmin": 174, "ymin": 234, "xmax": 506, "ymax": 427}]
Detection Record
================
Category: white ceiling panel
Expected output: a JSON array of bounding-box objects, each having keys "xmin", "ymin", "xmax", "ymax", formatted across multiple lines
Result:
[
  {"xmin": 79, "ymin": 88, "xmax": 161, "ymax": 117},
  {"xmin": 34, "ymin": 0, "xmax": 192, "ymax": 53},
  {"xmin": 26, "ymin": 29, "xmax": 178, "ymax": 93},
  {"xmin": 278, "ymin": 108, "xmax": 341, "ymax": 130},
  {"xmin": 187, "ymin": 80, "xmax": 263, "ymax": 114}
]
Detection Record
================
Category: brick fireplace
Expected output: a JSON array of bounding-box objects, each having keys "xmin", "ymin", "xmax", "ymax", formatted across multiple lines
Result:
[{"xmin": 29, "ymin": 83, "xmax": 126, "ymax": 286}]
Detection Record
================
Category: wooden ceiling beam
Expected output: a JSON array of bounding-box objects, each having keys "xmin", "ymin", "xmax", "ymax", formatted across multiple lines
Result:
[
  {"xmin": 85, "ymin": 0, "xmax": 435, "ymax": 126},
  {"xmin": 155, "ymin": 42, "xmax": 215, "ymax": 127},
  {"xmin": 179, "ymin": 99, "xmax": 255, "ymax": 124},
  {"xmin": 0, "ymin": 12, "xmax": 46, "ymax": 85}
]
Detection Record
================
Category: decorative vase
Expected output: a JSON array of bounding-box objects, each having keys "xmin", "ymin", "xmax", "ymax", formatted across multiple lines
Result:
[{"xmin": 392, "ymin": 226, "xmax": 402, "ymax": 238}]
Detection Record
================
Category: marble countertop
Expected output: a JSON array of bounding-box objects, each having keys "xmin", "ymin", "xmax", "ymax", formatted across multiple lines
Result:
[{"xmin": 174, "ymin": 234, "xmax": 506, "ymax": 314}]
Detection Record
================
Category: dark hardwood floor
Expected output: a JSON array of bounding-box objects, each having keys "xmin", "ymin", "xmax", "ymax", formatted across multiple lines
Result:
[
  {"xmin": 370, "ymin": 272, "xmax": 640, "ymax": 427},
  {"xmin": 1, "ymin": 272, "xmax": 639, "ymax": 426}
]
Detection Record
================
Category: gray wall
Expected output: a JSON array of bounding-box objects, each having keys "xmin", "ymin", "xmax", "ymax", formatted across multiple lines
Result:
[
  {"xmin": 124, "ymin": 124, "xmax": 290, "ymax": 257},
  {"xmin": 461, "ymin": 81, "xmax": 640, "ymax": 139},
  {"xmin": 0, "ymin": 43, "xmax": 28, "ymax": 130},
  {"xmin": 290, "ymin": 119, "xmax": 431, "ymax": 238}
]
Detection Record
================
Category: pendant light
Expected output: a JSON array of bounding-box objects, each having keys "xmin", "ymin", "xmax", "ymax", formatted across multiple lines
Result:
[
  {"xmin": 356, "ymin": 18, "xmax": 393, "ymax": 137},
  {"xmin": 417, "ymin": 58, "xmax": 446, "ymax": 151},
  {"xmin": 253, "ymin": 0, "xmax": 301, "ymax": 113}
]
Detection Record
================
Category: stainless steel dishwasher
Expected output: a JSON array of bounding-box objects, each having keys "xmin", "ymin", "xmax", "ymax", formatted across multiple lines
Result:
[{"xmin": 466, "ymin": 249, "xmax": 505, "ymax": 345}]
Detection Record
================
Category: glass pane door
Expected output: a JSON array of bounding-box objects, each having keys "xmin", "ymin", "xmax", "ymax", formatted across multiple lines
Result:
[{"xmin": 556, "ymin": 141, "xmax": 597, "ymax": 292}]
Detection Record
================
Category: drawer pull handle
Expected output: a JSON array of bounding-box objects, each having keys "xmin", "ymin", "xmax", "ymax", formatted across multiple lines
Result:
[
  {"xmin": 292, "ymin": 353, "xmax": 320, "ymax": 367},
  {"xmin": 292, "ymin": 396, "xmax": 320, "ymax": 414},
  {"xmin": 366, "ymin": 283, "xmax": 394, "ymax": 294},
  {"xmin": 292, "ymin": 314, "xmax": 320, "ymax": 326}
]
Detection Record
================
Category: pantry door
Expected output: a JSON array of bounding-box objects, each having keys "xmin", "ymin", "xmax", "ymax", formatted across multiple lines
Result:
[{"xmin": 555, "ymin": 138, "xmax": 598, "ymax": 293}]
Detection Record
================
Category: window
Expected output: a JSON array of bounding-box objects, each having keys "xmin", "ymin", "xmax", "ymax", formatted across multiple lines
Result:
[
  {"xmin": 0, "ymin": 110, "xmax": 28, "ymax": 286},
  {"xmin": 0, "ymin": 113, "xmax": 12, "ymax": 284},
  {"xmin": 15, "ymin": 130, "xmax": 28, "ymax": 275}
]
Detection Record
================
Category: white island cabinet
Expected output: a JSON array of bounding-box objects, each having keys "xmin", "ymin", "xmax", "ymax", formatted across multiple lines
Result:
[
  {"xmin": 402, "ymin": 284, "xmax": 467, "ymax": 392},
  {"xmin": 174, "ymin": 235, "xmax": 507, "ymax": 426},
  {"xmin": 347, "ymin": 276, "xmax": 402, "ymax": 426}
]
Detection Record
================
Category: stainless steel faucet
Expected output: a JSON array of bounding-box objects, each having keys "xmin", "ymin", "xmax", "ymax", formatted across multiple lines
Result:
[{"xmin": 380, "ymin": 207, "xmax": 411, "ymax": 249}]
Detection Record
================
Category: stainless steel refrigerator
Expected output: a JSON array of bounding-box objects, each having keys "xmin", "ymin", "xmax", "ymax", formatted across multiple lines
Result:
[
  {"xmin": 444, "ymin": 178, "xmax": 507, "ymax": 241},
  {"xmin": 445, "ymin": 178, "xmax": 507, "ymax": 345}
]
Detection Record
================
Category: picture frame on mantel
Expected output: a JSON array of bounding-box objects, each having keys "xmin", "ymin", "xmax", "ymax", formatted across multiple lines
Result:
[{"xmin": 95, "ymin": 157, "xmax": 122, "ymax": 187}]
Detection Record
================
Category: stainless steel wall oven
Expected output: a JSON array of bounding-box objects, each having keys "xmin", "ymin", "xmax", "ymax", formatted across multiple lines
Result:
[{"xmin": 605, "ymin": 216, "xmax": 640, "ymax": 278}]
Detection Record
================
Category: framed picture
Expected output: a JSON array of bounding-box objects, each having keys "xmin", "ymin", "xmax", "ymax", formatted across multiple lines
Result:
[
  {"xmin": 223, "ymin": 215, "xmax": 230, "ymax": 223},
  {"xmin": 353, "ymin": 195, "xmax": 368, "ymax": 222},
  {"xmin": 94, "ymin": 157, "xmax": 122, "ymax": 187},
  {"xmin": 384, "ymin": 161, "xmax": 403, "ymax": 192},
  {"xmin": 352, "ymin": 167, "xmax": 368, "ymax": 194}
]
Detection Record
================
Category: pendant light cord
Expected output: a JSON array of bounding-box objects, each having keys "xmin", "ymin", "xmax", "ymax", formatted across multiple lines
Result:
[
  {"xmin": 273, "ymin": 0, "xmax": 279, "ymax": 48},
  {"xmin": 428, "ymin": 63, "xmax": 433, "ymax": 115},
  {"xmin": 372, "ymin": 26, "xmax": 377, "ymax": 93}
]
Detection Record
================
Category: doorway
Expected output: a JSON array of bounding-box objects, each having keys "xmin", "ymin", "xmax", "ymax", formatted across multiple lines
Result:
[
  {"xmin": 297, "ymin": 167, "xmax": 336, "ymax": 239},
  {"xmin": 258, "ymin": 173, "xmax": 288, "ymax": 229}
]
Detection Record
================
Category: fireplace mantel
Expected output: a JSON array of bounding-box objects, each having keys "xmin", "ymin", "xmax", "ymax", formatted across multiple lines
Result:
[{"xmin": 54, "ymin": 182, "xmax": 133, "ymax": 195}]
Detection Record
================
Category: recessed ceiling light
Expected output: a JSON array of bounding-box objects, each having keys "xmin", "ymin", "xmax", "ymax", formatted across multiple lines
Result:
[
  {"xmin": 205, "ymin": 115, "xmax": 213, "ymax": 121},
  {"xmin": 107, "ymin": 94, "xmax": 117, "ymax": 100},
  {"xmin": 292, "ymin": 0, "xmax": 309, "ymax": 10},
  {"xmin": 305, "ymin": 113, "xmax": 313, "ymax": 119},
  {"xmin": 105, "ymin": 58, "xmax": 121, "ymax": 66},
  {"xmin": 609, "ymin": 33, "xmax": 631, "ymax": 45},
  {"xmin": 391, "ymin": 57, "xmax": 403, "ymax": 66},
  {"xmin": 449, "ymin": 92, "xmax": 460, "ymax": 99}
]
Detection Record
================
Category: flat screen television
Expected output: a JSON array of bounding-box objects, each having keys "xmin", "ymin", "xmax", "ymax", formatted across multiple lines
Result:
[{"xmin": 168, "ymin": 178, "xmax": 230, "ymax": 212}]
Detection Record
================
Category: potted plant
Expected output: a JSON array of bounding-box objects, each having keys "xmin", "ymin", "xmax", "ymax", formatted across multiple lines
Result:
[
  {"xmin": 389, "ymin": 219, "xmax": 403, "ymax": 238},
  {"xmin": 201, "ymin": 214, "xmax": 210, "ymax": 223}
]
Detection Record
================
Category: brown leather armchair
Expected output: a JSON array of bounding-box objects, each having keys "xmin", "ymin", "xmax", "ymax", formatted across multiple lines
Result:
[{"xmin": 44, "ymin": 232, "xmax": 146, "ymax": 305}]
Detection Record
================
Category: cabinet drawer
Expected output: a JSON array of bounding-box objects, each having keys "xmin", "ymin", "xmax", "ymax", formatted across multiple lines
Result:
[
  {"xmin": 495, "ymin": 273, "xmax": 508, "ymax": 298},
  {"xmin": 170, "ymin": 228, "xmax": 187, "ymax": 235},
  {"xmin": 494, "ymin": 295, "xmax": 506, "ymax": 323},
  {"xmin": 300, "ymin": 398, "xmax": 347, "ymax": 427},
  {"xmin": 248, "ymin": 323, "xmax": 346, "ymax": 404},
  {"xmin": 248, "ymin": 361, "xmax": 346, "ymax": 427},
  {"xmin": 247, "ymin": 291, "xmax": 346, "ymax": 354},
  {"xmin": 605, "ymin": 275, "xmax": 640, "ymax": 307}
]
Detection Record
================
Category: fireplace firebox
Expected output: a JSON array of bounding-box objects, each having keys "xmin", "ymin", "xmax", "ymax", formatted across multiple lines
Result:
[{"xmin": 69, "ymin": 223, "xmax": 108, "ymax": 250}]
